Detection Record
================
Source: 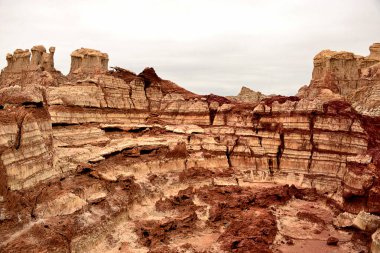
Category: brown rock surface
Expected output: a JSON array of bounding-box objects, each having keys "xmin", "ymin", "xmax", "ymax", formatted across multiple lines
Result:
[
  {"xmin": 369, "ymin": 43, "xmax": 380, "ymax": 60},
  {"xmin": 69, "ymin": 48, "xmax": 109, "ymax": 75},
  {"xmin": 227, "ymin": 86, "xmax": 268, "ymax": 103},
  {"xmin": 3, "ymin": 45, "xmax": 56, "ymax": 73},
  {"xmin": 298, "ymin": 43, "xmax": 380, "ymax": 116},
  {"xmin": 0, "ymin": 44, "xmax": 379, "ymax": 252},
  {"xmin": 327, "ymin": 236, "xmax": 339, "ymax": 246}
]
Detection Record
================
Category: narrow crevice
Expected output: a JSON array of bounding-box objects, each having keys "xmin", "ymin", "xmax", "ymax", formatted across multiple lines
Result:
[
  {"xmin": 252, "ymin": 112, "xmax": 261, "ymax": 134},
  {"xmin": 52, "ymin": 122, "xmax": 79, "ymax": 127},
  {"xmin": 103, "ymin": 150, "xmax": 123, "ymax": 159},
  {"xmin": 129, "ymin": 87, "xmax": 136, "ymax": 109},
  {"xmin": 15, "ymin": 114, "xmax": 26, "ymax": 149},
  {"xmin": 22, "ymin": 101, "xmax": 43, "ymax": 108},
  {"xmin": 41, "ymin": 88, "xmax": 48, "ymax": 106},
  {"xmin": 140, "ymin": 149, "xmax": 155, "ymax": 155},
  {"xmin": 226, "ymin": 138, "xmax": 239, "ymax": 168},
  {"xmin": 226, "ymin": 147, "xmax": 232, "ymax": 167},
  {"xmin": 348, "ymin": 118, "xmax": 355, "ymax": 133},
  {"xmin": 128, "ymin": 127, "xmax": 148, "ymax": 133},
  {"xmin": 143, "ymin": 84, "xmax": 151, "ymax": 112},
  {"xmin": 206, "ymin": 95, "xmax": 230, "ymax": 125},
  {"xmin": 0, "ymin": 161, "xmax": 7, "ymax": 196},
  {"xmin": 31, "ymin": 186, "xmax": 47, "ymax": 219},
  {"xmin": 268, "ymin": 158, "xmax": 274, "ymax": 176},
  {"xmin": 102, "ymin": 147, "xmax": 133, "ymax": 159},
  {"xmin": 76, "ymin": 165, "xmax": 94, "ymax": 175},
  {"xmin": 98, "ymin": 84, "xmax": 109, "ymax": 108},
  {"xmin": 276, "ymin": 132, "xmax": 285, "ymax": 170},
  {"xmin": 209, "ymin": 108, "xmax": 217, "ymax": 125},
  {"xmin": 307, "ymin": 112, "xmax": 317, "ymax": 173},
  {"xmin": 102, "ymin": 127, "xmax": 124, "ymax": 132},
  {"xmin": 101, "ymin": 125, "xmax": 148, "ymax": 133}
]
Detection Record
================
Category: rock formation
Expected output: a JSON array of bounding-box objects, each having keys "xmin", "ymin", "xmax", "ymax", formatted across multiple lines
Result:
[
  {"xmin": 298, "ymin": 43, "xmax": 380, "ymax": 116},
  {"xmin": 69, "ymin": 48, "xmax": 109, "ymax": 75},
  {"xmin": 0, "ymin": 44, "xmax": 379, "ymax": 252},
  {"xmin": 369, "ymin": 43, "xmax": 380, "ymax": 60},
  {"xmin": 227, "ymin": 86, "xmax": 268, "ymax": 103},
  {"xmin": 3, "ymin": 45, "xmax": 55, "ymax": 73}
]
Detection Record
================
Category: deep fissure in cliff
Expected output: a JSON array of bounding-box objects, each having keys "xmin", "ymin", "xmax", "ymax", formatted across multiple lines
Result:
[
  {"xmin": 209, "ymin": 108, "xmax": 217, "ymax": 125},
  {"xmin": 307, "ymin": 112, "xmax": 317, "ymax": 173},
  {"xmin": 276, "ymin": 132, "xmax": 285, "ymax": 169},
  {"xmin": 15, "ymin": 114, "xmax": 26, "ymax": 149}
]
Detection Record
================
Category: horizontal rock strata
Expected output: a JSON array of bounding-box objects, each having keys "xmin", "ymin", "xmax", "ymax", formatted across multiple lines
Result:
[
  {"xmin": 298, "ymin": 43, "xmax": 380, "ymax": 116},
  {"xmin": 0, "ymin": 44, "xmax": 379, "ymax": 252}
]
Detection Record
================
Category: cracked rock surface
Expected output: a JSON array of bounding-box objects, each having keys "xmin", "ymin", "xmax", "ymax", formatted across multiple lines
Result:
[{"xmin": 0, "ymin": 44, "xmax": 380, "ymax": 252}]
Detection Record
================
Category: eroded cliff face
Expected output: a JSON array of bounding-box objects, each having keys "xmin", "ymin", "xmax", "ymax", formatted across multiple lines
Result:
[
  {"xmin": 298, "ymin": 43, "xmax": 380, "ymax": 116},
  {"xmin": 0, "ymin": 45, "xmax": 379, "ymax": 253}
]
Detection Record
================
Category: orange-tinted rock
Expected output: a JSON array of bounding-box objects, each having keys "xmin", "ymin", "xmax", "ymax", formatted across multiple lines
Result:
[
  {"xmin": 227, "ymin": 86, "xmax": 268, "ymax": 103},
  {"xmin": 369, "ymin": 43, "xmax": 380, "ymax": 61},
  {"xmin": 3, "ymin": 45, "xmax": 55, "ymax": 73},
  {"xmin": 327, "ymin": 236, "xmax": 339, "ymax": 246},
  {"xmin": 298, "ymin": 43, "xmax": 380, "ymax": 116},
  {"xmin": 69, "ymin": 48, "xmax": 109, "ymax": 75},
  {"xmin": 0, "ymin": 44, "xmax": 379, "ymax": 253}
]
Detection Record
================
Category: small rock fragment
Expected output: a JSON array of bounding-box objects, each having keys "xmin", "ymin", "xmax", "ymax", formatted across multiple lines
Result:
[{"xmin": 327, "ymin": 236, "xmax": 339, "ymax": 246}]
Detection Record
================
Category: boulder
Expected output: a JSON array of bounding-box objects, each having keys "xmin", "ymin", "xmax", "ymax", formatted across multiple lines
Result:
[
  {"xmin": 353, "ymin": 211, "xmax": 380, "ymax": 232},
  {"xmin": 333, "ymin": 212, "xmax": 356, "ymax": 228},
  {"xmin": 372, "ymin": 228, "xmax": 380, "ymax": 253}
]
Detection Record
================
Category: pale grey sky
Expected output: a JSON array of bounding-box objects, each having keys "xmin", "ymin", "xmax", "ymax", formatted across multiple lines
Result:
[{"xmin": 0, "ymin": 0, "xmax": 379, "ymax": 95}]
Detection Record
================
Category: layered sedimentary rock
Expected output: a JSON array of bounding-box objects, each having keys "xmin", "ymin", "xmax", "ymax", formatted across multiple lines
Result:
[
  {"xmin": 227, "ymin": 86, "xmax": 268, "ymax": 103},
  {"xmin": 69, "ymin": 48, "xmax": 109, "ymax": 75},
  {"xmin": 298, "ymin": 43, "xmax": 380, "ymax": 116},
  {"xmin": 0, "ymin": 46, "xmax": 63, "ymax": 92},
  {"xmin": 0, "ymin": 106, "xmax": 55, "ymax": 192},
  {"xmin": 369, "ymin": 43, "xmax": 380, "ymax": 60},
  {"xmin": 3, "ymin": 45, "xmax": 55, "ymax": 73},
  {"xmin": 0, "ymin": 44, "xmax": 379, "ymax": 252}
]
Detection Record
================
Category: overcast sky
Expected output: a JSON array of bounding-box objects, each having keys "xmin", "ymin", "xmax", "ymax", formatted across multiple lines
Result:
[{"xmin": 0, "ymin": 0, "xmax": 379, "ymax": 96}]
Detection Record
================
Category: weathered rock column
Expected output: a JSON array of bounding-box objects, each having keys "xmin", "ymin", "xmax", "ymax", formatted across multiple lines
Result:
[
  {"xmin": 4, "ymin": 49, "xmax": 31, "ymax": 73},
  {"xmin": 2, "ymin": 45, "xmax": 56, "ymax": 73},
  {"xmin": 69, "ymin": 48, "xmax": 109, "ymax": 75},
  {"xmin": 369, "ymin": 43, "xmax": 380, "ymax": 61}
]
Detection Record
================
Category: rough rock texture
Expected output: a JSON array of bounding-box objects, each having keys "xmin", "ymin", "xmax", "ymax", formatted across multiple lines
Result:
[
  {"xmin": 298, "ymin": 43, "xmax": 380, "ymax": 116},
  {"xmin": 3, "ymin": 45, "xmax": 55, "ymax": 73},
  {"xmin": 227, "ymin": 86, "xmax": 268, "ymax": 103},
  {"xmin": 369, "ymin": 43, "xmax": 380, "ymax": 60},
  {"xmin": 70, "ymin": 48, "xmax": 109, "ymax": 75},
  {"xmin": 0, "ymin": 44, "xmax": 379, "ymax": 252},
  {"xmin": 372, "ymin": 228, "xmax": 380, "ymax": 253}
]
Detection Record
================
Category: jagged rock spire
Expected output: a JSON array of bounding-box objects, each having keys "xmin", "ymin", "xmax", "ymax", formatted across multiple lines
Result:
[{"xmin": 3, "ymin": 45, "xmax": 55, "ymax": 73}]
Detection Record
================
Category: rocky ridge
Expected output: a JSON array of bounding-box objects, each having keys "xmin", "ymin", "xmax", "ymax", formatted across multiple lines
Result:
[
  {"xmin": 298, "ymin": 43, "xmax": 380, "ymax": 116},
  {"xmin": 227, "ymin": 86, "xmax": 268, "ymax": 103},
  {"xmin": 0, "ymin": 44, "xmax": 379, "ymax": 252}
]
